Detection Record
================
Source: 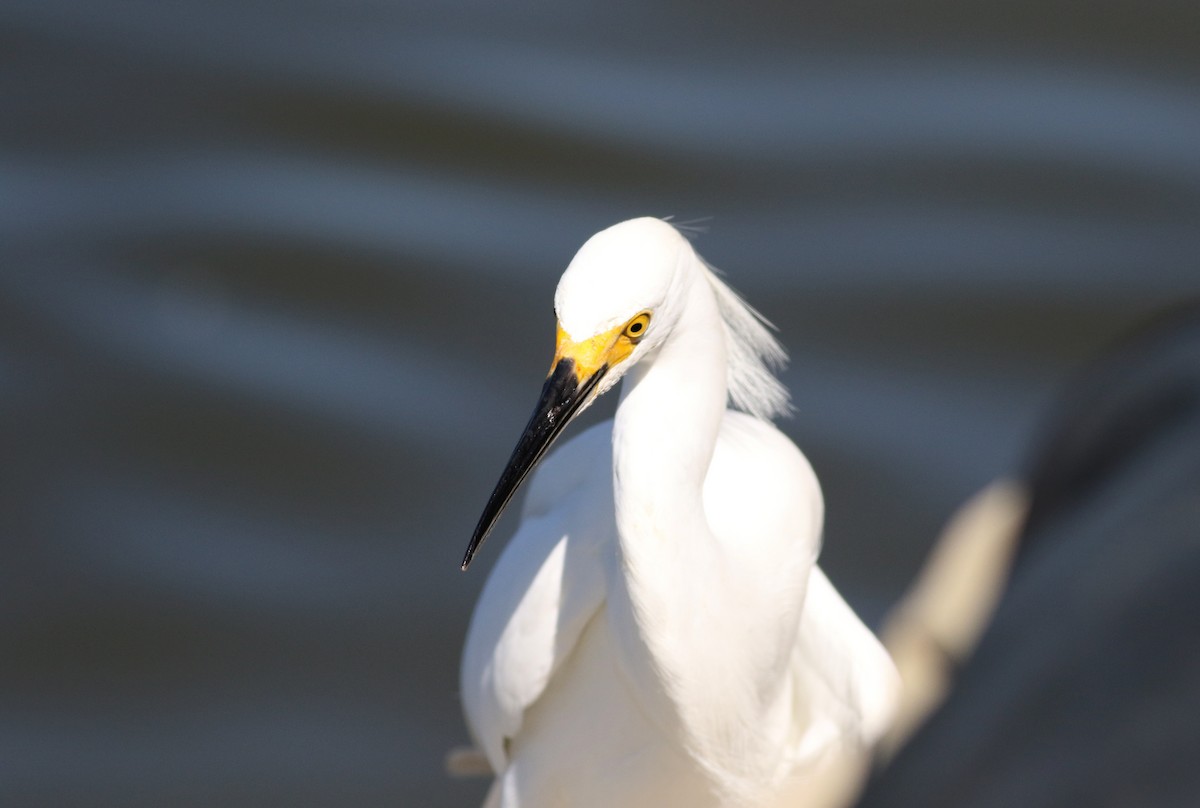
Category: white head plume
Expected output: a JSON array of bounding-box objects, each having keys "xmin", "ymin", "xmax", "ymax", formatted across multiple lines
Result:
[{"xmin": 698, "ymin": 258, "xmax": 792, "ymax": 420}]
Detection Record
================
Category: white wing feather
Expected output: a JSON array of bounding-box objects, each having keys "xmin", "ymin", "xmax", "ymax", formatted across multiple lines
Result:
[
  {"xmin": 787, "ymin": 567, "xmax": 900, "ymax": 763},
  {"xmin": 460, "ymin": 422, "xmax": 615, "ymax": 772}
]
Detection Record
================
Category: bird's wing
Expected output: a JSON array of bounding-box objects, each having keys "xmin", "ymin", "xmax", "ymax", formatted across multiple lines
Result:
[
  {"xmin": 786, "ymin": 566, "xmax": 900, "ymax": 766},
  {"xmin": 707, "ymin": 412, "xmax": 898, "ymax": 767},
  {"xmin": 460, "ymin": 421, "xmax": 615, "ymax": 773}
]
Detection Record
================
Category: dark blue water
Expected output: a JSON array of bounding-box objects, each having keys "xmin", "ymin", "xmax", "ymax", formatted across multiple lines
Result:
[{"xmin": 2, "ymin": 2, "xmax": 1198, "ymax": 805}]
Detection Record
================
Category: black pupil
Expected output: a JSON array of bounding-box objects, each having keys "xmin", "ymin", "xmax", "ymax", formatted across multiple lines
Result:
[{"xmin": 630, "ymin": 322, "xmax": 643, "ymax": 333}]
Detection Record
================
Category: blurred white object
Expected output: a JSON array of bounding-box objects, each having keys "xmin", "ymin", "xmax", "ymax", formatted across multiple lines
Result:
[
  {"xmin": 455, "ymin": 218, "xmax": 898, "ymax": 807},
  {"xmin": 878, "ymin": 480, "xmax": 1028, "ymax": 757}
]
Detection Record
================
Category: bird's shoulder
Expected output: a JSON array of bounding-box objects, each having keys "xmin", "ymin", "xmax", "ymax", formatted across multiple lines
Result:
[{"xmin": 705, "ymin": 410, "xmax": 824, "ymax": 563}]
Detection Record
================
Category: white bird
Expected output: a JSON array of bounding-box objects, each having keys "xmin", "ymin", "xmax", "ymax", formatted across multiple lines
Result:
[{"xmin": 458, "ymin": 218, "xmax": 899, "ymax": 808}]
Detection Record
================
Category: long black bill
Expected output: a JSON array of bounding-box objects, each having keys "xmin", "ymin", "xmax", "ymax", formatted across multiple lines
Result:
[{"xmin": 460, "ymin": 358, "xmax": 605, "ymax": 570}]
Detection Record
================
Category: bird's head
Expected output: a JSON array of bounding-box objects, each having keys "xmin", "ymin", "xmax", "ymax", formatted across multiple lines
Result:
[
  {"xmin": 460, "ymin": 217, "xmax": 690, "ymax": 569},
  {"xmin": 553, "ymin": 216, "xmax": 689, "ymax": 396}
]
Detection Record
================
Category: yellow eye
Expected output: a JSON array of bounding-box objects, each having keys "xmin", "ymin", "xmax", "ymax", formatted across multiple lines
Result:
[{"xmin": 623, "ymin": 311, "xmax": 651, "ymax": 341}]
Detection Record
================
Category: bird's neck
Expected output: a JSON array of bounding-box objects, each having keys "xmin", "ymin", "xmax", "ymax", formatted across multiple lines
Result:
[
  {"xmin": 612, "ymin": 273, "xmax": 728, "ymax": 631},
  {"xmin": 610, "ymin": 277, "xmax": 787, "ymax": 798},
  {"xmin": 613, "ymin": 281, "xmax": 726, "ymax": 518}
]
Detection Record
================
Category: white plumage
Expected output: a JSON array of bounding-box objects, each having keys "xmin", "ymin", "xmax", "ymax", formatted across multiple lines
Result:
[{"xmin": 459, "ymin": 218, "xmax": 898, "ymax": 807}]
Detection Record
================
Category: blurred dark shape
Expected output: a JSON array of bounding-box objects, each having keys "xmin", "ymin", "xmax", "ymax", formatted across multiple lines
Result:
[
  {"xmin": 857, "ymin": 304, "xmax": 1200, "ymax": 808},
  {"xmin": 1021, "ymin": 303, "xmax": 1200, "ymax": 543}
]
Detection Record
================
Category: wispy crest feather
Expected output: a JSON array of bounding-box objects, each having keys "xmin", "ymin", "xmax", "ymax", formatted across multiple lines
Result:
[
  {"xmin": 659, "ymin": 217, "xmax": 791, "ymax": 420},
  {"xmin": 660, "ymin": 215, "xmax": 713, "ymax": 240},
  {"xmin": 700, "ymin": 261, "xmax": 793, "ymax": 421}
]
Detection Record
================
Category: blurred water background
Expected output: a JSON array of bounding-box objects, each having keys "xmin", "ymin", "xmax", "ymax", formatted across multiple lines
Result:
[{"xmin": 1, "ymin": 2, "xmax": 1197, "ymax": 806}]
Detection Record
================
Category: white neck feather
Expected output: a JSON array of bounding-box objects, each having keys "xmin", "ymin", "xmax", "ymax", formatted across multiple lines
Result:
[{"xmin": 609, "ymin": 267, "xmax": 790, "ymax": 802}]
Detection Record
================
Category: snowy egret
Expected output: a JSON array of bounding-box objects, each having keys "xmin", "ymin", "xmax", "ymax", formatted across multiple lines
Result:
[{"xmin": 458, "ymin": 218, "xmax": 899, "ymax": 808}]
